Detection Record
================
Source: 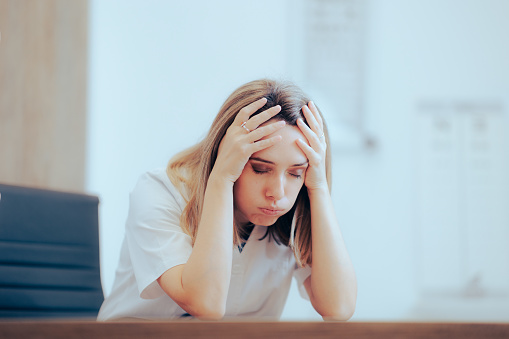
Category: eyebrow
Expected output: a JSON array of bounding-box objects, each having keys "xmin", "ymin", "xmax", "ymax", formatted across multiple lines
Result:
[{"xmin": 249, "ymin": 157, "xmax": 308, "ymax": 167}]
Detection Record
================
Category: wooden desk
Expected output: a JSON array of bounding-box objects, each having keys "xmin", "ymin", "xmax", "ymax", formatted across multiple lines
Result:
[{"xmin": 1, "ymin": 321, "xmax": 508, "ymax": 338}]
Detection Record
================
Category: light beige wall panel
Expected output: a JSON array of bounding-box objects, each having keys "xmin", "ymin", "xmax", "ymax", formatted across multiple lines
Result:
[
  {"xmin": 0, "ymin": 0, "xmax": 88, "ymax": 192},
  {"xmin": 0, "ymin": 1, "xmax": 25, "ymax": 187}
]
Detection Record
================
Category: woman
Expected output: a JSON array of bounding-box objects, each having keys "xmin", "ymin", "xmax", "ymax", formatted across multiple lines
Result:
[{"xmin": 97, "ymin": 79, "xmax": 357, "ymax": 321}]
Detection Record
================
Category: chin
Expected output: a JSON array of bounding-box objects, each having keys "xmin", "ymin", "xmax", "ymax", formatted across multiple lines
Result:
[{"xmin": 250, "ymin": 215, "xmax": 279, "ymax": 227}]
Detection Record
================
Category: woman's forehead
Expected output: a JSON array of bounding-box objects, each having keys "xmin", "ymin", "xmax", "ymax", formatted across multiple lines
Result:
[{"xmin": 253, "ymin": 124, "xmax": 308, "ymax": 165}]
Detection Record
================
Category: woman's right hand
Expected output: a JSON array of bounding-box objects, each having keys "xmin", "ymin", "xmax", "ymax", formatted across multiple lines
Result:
[{"xmin": 211, "ymin": 97, "xmax": 285, "ymax": 185}]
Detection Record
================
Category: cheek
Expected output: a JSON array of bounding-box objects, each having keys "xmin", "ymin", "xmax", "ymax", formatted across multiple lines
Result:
[
  {"xmin": 234, "ymin": 172, "xmax": 259, "ymax": 203},
  {"xmin": 287, "ymin": 181, "xmax": 304, "ymax": 202}
]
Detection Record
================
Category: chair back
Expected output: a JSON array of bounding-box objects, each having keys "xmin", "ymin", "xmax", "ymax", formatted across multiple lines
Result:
[{"xmin": 0, "ymin": 184, "xmax": 104, "ymax": 319}]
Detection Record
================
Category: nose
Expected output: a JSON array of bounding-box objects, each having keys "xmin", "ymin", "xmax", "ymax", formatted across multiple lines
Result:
[{"xmin": 265, "ymin": 174, "xmax": 285, "ymax": 201}]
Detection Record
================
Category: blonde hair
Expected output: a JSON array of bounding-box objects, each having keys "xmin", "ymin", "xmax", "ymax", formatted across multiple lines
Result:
[{"xmin": 166, "ymin": 79, "xmax": 332, "ymax": 266}]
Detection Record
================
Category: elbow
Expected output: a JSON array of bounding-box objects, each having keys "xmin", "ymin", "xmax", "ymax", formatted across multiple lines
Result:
[
  {"xmin": 182, "ymin": 295, "xmax": 226, "ymax": 320},
  {"xmin": 193, "ymin": 308, "xmax": 225, "ymax": 320},
  {"xmin": 157, "ymin": 268, "xmax": 227, "ymax": 320},
  {"xmin": 320, "ymin": 305, "xmax": 356, "ymax": 321},
  {"xmin": 193, "ymin": 304, "xmax": 225, "ymax": 320},
  {"xmin": 314, "ymin": 297, "xmax": 356, "ymax": 321}
]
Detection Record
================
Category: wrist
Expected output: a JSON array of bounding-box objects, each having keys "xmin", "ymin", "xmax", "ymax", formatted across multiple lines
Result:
[
  {"xmin": 307, "ymin": 184, "xmax": 330, "ymax": 197},
  {"xmin": 208, "ymin": 171, "xmax": 235, "ymax": 191}
]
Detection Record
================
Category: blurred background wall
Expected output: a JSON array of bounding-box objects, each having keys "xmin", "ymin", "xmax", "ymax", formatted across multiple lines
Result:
[{"xmin": 2, "ymin": 0, "xmax": 509, "ymax": 321}]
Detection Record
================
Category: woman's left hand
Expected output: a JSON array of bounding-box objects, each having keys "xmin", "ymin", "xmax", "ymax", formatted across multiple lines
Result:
[{"xmin": 296, "ymin": 101, "xmax": 328, "ymax": 192}]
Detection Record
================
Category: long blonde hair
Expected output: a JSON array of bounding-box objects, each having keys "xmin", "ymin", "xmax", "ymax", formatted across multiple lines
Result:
[{"xmin": 166, "ymin": 79, "xmax": 332, "ymax": 266}]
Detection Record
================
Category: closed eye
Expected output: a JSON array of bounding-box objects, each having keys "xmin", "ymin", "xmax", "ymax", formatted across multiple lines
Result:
[
  {"xmin": 252, "ymin": 165, "xmax": 270, "ymax": 174},
  {"xmin": 288, "ymin": 171, "xmax": 304, "ymax": 179}
]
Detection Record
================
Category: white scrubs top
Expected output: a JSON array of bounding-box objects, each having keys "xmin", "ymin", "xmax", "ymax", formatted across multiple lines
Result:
[{"xmin": 97, "ymin": 168, "xmax": 311, "ymax": 321}]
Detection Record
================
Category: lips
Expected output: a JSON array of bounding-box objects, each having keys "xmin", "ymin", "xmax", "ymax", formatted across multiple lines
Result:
[{"xmin": 259, "ymin": 208, "xmax": 284, "ymax": 216}]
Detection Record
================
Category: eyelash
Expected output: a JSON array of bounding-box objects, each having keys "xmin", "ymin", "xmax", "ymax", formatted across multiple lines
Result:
[{"xmin": 252, "ymin": 168, "xmax": 302, "ymax": 179}]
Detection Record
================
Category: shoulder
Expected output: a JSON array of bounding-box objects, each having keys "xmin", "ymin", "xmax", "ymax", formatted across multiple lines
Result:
[
  {"xmin": 126, "ymin": 168, "xmax": 187, "ymax": 230},
  {"xmin": 131, "ymin": 168, "xmax": 186, "ymax": 210}
]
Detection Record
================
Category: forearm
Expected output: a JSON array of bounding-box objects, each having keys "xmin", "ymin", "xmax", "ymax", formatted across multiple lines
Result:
[
  {"xmin": 180, "ymin": 173, "xmax": 234, "ymax": 315},
  {"xmin": 308, "ymin": 186, "xmax": 357, "ymax": 320}
]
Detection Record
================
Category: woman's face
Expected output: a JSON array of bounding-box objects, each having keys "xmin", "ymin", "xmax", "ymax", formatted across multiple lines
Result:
[{"xmin": 233, "ymin": 121, "xmax": 308, "ymax": 226}]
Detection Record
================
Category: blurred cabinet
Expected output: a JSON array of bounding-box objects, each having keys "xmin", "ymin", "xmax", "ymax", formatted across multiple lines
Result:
[
  {"xmin": 287, "ymin": 0, "xmax": 372, "ymax": 150},
  {"xmin": 414, "ymin": 100, "xmax": 509, "ymax": 319}
]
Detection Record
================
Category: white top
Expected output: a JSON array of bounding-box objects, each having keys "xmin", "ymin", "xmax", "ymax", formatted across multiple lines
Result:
[{"xmin": 97, "ymin": 168, "xmax": 311, "ymax": 320}]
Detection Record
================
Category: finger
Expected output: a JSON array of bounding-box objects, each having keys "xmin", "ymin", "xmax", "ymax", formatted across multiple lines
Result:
[
  {"xmin": 249, "ymin": 135, "xmax": 282, "ymax": 153},
  {"xmin": 309, "ymin": 101, "xmax": 323, "ymax": 128},
  {"xmin": 296, "ymin": 138, "xmax": 320, "ymax": 163},
  {"xmin": 246, "ymin": 120, "xmax": 285, "ymax": 143},
  {"xmin": 244, "ymin": 105, "xmax": 281, "ymax": 130},
  {"xmin": 297, "ymin": 118, "xmax": 322, "ymax": 149},
  {"xmin": 233, "ymin": 97, "xmax": 268, "ymax": 126},
  {"xmin": 302, "ymin": 104, "xmax": 321, "ymax": 136}
]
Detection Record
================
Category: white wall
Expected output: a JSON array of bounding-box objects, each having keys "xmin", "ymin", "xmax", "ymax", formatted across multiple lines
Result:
[
  {"xmin": 343, "ymin": 0, "xmax": 509, "ymax": 320},
  {"xmin": 87, "ymin": 0, "xmax": 509, "ymax": 321}
]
